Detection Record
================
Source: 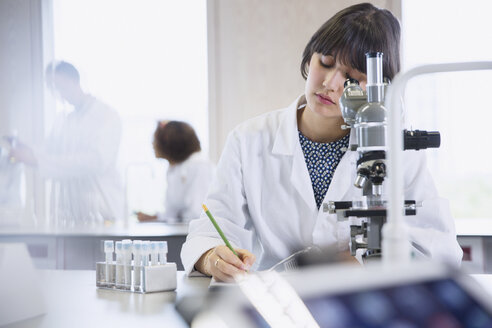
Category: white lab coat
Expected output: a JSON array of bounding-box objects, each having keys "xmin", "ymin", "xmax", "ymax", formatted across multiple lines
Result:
[
  {"xmin": 181, "ymin": 95, "xmax": 463, "ymax": 273},
  {"xmin": 0, "ymin": 150, "xmax": 23, "ymax": 207},
  {"xmin": 157, "ymin": 152, "xmax": 215, "ymax": 223},
  {"xmin": 35, "ymin": 96, "xmax": 123, "ymax": 224}
]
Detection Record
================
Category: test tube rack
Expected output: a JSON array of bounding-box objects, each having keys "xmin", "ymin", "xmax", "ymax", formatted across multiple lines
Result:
[{"xmin": 96, "ymin": 261, "xmax": 177, "ymax": 293}]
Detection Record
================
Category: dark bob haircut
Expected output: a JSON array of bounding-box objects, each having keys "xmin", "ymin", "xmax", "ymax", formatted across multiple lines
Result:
[
  {"xmin": 301, "ymin": 3, "xmax": 400, "ymax": 81},
  {"xmin": 153, "ymin": 121, "xmax": 201, "ymax": 164}
]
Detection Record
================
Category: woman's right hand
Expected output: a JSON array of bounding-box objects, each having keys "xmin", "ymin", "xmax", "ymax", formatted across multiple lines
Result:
[
  {"xmin": 8, "ymin": 141, "xmax": 37, "ymax": 166},
  {"xmin": 196, "ymin": 245, "xmax": 255, "ymax": 282},
  {"xmin": 137, "ymin": 212, "xmax": 158, "ymax": 222}
]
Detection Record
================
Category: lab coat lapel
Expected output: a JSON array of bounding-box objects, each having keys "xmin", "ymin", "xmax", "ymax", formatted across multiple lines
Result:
[
  {"xmin": 291, "ymin": 141, "xmax": 317, "ymax": 210},
  {"xmin": 324, "ymin": 130, "xmax": 358, "ymax": 203},
  {"xmin": 272, "ymin": 95, "xmax": 317, "ymax": 211}
]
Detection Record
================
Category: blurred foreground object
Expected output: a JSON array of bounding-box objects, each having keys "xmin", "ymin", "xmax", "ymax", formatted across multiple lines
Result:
[
  {"xmin": 0, "ymin": 243, "xmax": 45, "ymax": 326},
  {"xmin": 194, "ymin": 261, "xmax": 492, "ymax": 327}
]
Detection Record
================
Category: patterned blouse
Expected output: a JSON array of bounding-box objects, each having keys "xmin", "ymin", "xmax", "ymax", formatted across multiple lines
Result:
[{"xmin": 298, "ymin": 131, "xmax": 350, "ymax": 209}]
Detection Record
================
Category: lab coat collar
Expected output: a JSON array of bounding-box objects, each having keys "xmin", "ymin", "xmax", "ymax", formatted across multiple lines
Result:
[
  {"xmin": 168, "ymin": 151, "xmax": 205, "ymax": 173},
  {"xmin": 75, "ymin": 95, "xmax": 96, "ymax": 114},
  {"xmin": 272, "ymin": 95, "xmax": 306, "ymax": 156},
  {"xmin": 271, "ymin": 94, "xmax": 358, "ymax": 212},
  {"xmin": 187, "ymin": 151, "xmax": 206, "ymax": 162},
  {"xmin": 271, "ymin": 94, "xmax": 357, "ymax": 155},
  {"xmin": 271, "ymin": 95, "xmax": 316, "ymax": 210}
]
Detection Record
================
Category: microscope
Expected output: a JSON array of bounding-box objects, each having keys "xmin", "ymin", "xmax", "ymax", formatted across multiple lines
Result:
[{"xmin": 324, "ymin": 52, "xmax": 440, "ymax": 260}]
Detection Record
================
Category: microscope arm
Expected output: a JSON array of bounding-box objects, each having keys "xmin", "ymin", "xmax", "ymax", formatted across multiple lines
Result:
[{"xmin": 383, "ymin": 61, "xmax": 492, "ymax": 264}]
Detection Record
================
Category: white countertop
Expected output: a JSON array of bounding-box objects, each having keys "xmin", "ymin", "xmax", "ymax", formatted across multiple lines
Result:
[
  {"xmin": 4, "ymin": 270, "xmax": 210, "ymax": 328},
  {"xmin": 455, "ymin": 218, "xmax": 492, "ymax": 237},
  {"xmin": 0, "ymin": 221, "xmax": 189, "ymax": 237},
  {"xmin": 3, "ymin": 268, "xmax": 491, "ymax": 328},
  {"xmin": 2, "ymin": 218, "xmax": 492, "ymax": 237},
  {"xmin": 471, "ymin": 274, "xmax": 492, "ymax": 295}
]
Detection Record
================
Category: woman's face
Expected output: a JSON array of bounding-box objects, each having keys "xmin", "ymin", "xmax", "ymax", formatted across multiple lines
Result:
[{"xmin": 304, "ymin": 53, "xmax": 367, "ymax": 119}]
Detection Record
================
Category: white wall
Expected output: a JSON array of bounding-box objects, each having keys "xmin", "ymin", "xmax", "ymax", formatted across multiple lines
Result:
[{"xmin": 207, "ymin": 0, "xmax": 401, "ymax": 161}]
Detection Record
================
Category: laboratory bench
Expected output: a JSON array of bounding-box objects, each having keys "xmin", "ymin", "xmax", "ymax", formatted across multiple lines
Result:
[
  {"xmin": 1, "ymin": 217, "xmax": 492, "ymax": 273},
  {"xmin": 3, "ymin": 270, "xmax": 211, "ymax": 328},
  {"xmin": 0, "ymin": 222, "xmax": 189, "ymax": 270},
  {"xmin": 455, "ymin": 218, "xmax": 492, "ymax": 237},
  {"xmin": 455, "ymin": 218, "xmax": 492, "ymax": 274},
  {"xmin": 3, "ymin": 269, "xmax": 492, "ymax": 328}
]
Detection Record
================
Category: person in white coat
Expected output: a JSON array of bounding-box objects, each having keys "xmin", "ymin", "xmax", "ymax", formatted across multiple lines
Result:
[
  {"xmin": 10, "ymin": 61, "xmax": 123, "ymax": 225},
  {"xmin": 137, "ymin": 121, "xmax": 215, "ymax": 223},
  {"xmin": 182, "ymin": 3, "xmax": 463, "ymax": 282}
]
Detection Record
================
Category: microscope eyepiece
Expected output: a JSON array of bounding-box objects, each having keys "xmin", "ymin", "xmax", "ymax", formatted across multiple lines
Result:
[
  {"xmin": 403, "ymin": 130, "xmax": 441, "ymax": 150},
  {"xmin": 365, "ymin": 52, "xmax": 383, "ymax": 58},
  {"xmin": 344, "ymin": 78, "xmax": 359, "ymax": 88}
]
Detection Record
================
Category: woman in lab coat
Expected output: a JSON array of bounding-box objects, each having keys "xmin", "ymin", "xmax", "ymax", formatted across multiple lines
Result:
[
  {"xmin": 182, "ymin": 3, "xmax": 463, "ymax": 281},
  {"xmin": 137, "ymin": 121, "xmax": 215, "ymax": 223}
]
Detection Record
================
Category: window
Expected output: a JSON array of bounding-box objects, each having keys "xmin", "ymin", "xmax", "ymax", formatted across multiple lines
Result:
[
  {"xmin": 402, "ymin": 0, "xmax": 492, "ymax": 219},
  {"xmin": 51, "ymin": 0, "xmax": 208, "ymax": 221}
]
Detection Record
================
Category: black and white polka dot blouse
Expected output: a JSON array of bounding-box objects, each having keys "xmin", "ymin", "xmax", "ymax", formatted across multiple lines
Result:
[{"xmin": 298, "ymin": 131, "xmax": 349, "ymax": 209}]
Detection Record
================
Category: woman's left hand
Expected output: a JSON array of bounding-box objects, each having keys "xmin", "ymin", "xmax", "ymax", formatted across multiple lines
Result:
[{"xmin": 337, "ymin": 250, "xmax": 361, "ymax": 265}]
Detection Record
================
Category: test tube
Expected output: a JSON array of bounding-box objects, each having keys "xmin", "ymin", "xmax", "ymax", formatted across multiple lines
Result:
[
  {"xmin": 150, "ymin": 242, "xmax": 158, "ymax": 266},
  {"xmin": 104, "ymin": 240, "xmax": 114, "ymax": 284},
  {"xmin": 158, "ymin": 241, "xmax": 168, "ymax": 265},
  {"xmin": 133, "ymin": 240, "xmax": 142, "ymax": 290},
  {"xmin": 122, "ymin": 239, "xmax": 132, "ymax": 289},
  {"xmin": 141, "ymin": 241, "xmax": 150, "ymax": 266},
  {"xmin": 115, "ymin": 241, "xmax": 123, "ymax": 287}
]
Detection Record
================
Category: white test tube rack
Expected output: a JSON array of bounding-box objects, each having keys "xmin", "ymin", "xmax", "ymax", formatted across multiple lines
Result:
[{"xmin": 96, "ymin": 239, "xmax": 176, "ymax": 293}]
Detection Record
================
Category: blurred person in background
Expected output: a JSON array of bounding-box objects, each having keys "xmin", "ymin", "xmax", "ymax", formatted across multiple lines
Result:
[
  {"xmin": 9, "ymin": 61, "xmax": 123, "ymax": 226},
  {"xmin": 137, "ymin": 121, "xmax": 215, "ymax": 223},
  {"xmin": 0, "ymin": 137, "xmax": 23, "ymax": 210}
]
